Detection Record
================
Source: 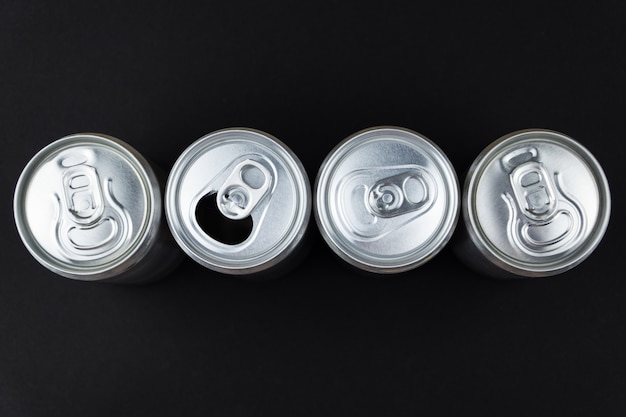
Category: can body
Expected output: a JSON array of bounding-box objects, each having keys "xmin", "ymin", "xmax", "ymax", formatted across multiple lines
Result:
[
  {"xmin": 165, "ymin": 128, "xmax": 311, "ymax": 277},
  {"xmin": 315, "ymin": 126, "xmax": 460, "ymax": 274},
  {"xmin": 14, "ymin": 133, "xmax": 183, "ymax": 284},
  {"xmin": 456, "ymin": 129, "xmax": 611, "ymax": 278}
]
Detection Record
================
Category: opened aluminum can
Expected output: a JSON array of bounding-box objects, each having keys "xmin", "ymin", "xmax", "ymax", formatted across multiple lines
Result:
[
  {"xmin": 314, "ymin": 126, "xmax": 460, "ymax": 274},
  {"xmin": 165, "ymin": 128, "xmax": 311, "ymax": 276},
  {"xmin": 14, "ymin": 133, "xmax": 183, "ymax": 284},
  {"xmin": 456, "ymin": 129, "xmax": 611, "ymax": 278}
]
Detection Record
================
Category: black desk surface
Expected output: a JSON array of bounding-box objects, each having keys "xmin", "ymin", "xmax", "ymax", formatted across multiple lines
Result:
[{"xmin": 1, "ymin": 2, "xmax": 624, "ymax": 416}]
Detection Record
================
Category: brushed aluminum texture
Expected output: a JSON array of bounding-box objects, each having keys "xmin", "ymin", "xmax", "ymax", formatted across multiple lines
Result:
[
  {"xmin": 315, "ymin": 126, "xmax": 460, "ymax": 274},
  {"xmin": 165, "ymin": 128, "xmax": 311, "ymax": 276},
  {"xmin": 457, "ymin": 129, "xmax": 611, "ymax": 278},
  {"xmin": 14, "ymin": 133, "xmax": 181, "ymax": 283}
]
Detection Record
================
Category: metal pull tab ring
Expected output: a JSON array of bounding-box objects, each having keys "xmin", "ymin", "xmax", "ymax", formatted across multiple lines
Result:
[
  {"xmin": 56, "ymin": 157, "xmax": 130, "ymax": 259},
  {"xmin": 501, "ymin": 147, "xmax": 585, "ymax": 256},
  {"xmin": 368, "ymin": 172, "xmax": 431, "ymax": 218},
  {"xmin": 217, "ymin": 160, "xmax": 272, "ymax": 220},
  {"xmin": 336, "ymin": 165, "xmax": 437, "ymax": 241},
  {"xmin": 509, "ymin": 161, "xmax": 558, "ymax": 221}
]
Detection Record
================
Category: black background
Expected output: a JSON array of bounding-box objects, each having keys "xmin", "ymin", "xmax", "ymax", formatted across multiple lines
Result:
[{"xmin": 1, "ymin": 1, "xmax": 625, "ymax": 416}]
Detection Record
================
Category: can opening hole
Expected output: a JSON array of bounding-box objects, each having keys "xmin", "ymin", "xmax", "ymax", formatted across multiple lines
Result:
[{"xmin": 195, "ymin": 193, "xmax": 253, "ymax": 245}]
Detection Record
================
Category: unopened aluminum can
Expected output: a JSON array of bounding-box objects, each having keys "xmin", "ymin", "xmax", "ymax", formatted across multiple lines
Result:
[
  {"xmin": 456, "ymin": 129, "xmax": 611, "ymax": 278},
  {"xmin": 315, "ymin": 126, "xmax": 460, "ymax": 274},
  {"xmin": 165, "ymin": 128, "xmax": 311, "ymax": 276},
  {"xmin": 14, "ymin": 133, "xmax": 183, "ymax": 284}
]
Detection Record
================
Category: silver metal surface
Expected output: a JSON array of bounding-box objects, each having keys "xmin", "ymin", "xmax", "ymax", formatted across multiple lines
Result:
[
  {"xmin": 459, "ymin": 129, "xmax": 611, "ymax": 278},
  {"xmin": 165, "ymin": 128, "xmax": 311, "ymax": 275},
  {"xmin": 314, "ymin": 126, "xmax": 460, "ymax": 274},
  {"xmin": 14, "ymin": 133, "xmax": 180, "ymax": 283}
]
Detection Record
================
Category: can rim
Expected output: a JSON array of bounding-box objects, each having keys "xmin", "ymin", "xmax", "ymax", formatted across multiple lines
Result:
[
  {"xmin": 13, "ymin": 133, "xmax": 162, "ymax": 281},
  {"xmin": 165, "ymin": 127, "xmax": 311, "ymax": 275},
  {"xmin": 463, "ymin": 128, "xmax": 611, "ymax": 277},
  {"xmin": 314, "ymin": 125, "xmax": 460, "ymax": 274}
]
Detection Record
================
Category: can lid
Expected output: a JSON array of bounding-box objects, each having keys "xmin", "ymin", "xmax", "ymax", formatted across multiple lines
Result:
[
  {"xmin": 165, "ymin": 128, "xmax": 311, "ymax": 274},
  {"xmin": 463, "ymin": 129, "xmax": 611, "ymax": 277},
  {"xmin": 315, "ymin": 126, "xmax": 460, "ymax": 273},
  {"xmin": 13, "ymin": 133, "xmax": 161, "ymax": 281}
]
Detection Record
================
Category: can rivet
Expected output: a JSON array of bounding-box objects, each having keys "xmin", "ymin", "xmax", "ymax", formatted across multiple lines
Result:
[
  {"xmin": 217, "ymin": 159, "xmax": 272, "ymax": 220},
  {"xmin": 368, "ymin": 172, "xmax": 433, "ymax": 219}
]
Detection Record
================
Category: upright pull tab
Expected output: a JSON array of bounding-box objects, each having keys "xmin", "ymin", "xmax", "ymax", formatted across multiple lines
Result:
[
  {"xmin": 501, "ymin": 146, "xmax": 539, "ymax": 171},
  {"xmin": 217, "ymin": 160, "xmax": 272, "ymax": 220},
  {"xmin": 56, "ymin": 154, "xmax": 130, "ymax": 259},
  {"xmin": 62, "ymin": 165, "xmax": 105, "ymax": 224},
  {"xmin": 368, "ymin": 172, "xmax": 430, "ymax": 218},
  {"xmin": 509, "ymin": 161, "xmax": 558, "ymax": 221},
  {"xmin": 501, "ymin": 146, "xmax": 584, "ymax": 256}
]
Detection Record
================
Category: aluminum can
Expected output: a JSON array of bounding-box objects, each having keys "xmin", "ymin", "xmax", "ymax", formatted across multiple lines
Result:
[
  {"xmin": 456, "ymin": 129, "xmax": 611, "ymax": 278},
  {"xmin": 14, "ymin": 133, "xmax": 183, "ymax": 284},
  {"xmin": 314, "ymin": 126, "xmax": 460, "ymax": 274},
  {"xmin": 165, "ymin": 128, "xmax": 311, "ymax": 276}
]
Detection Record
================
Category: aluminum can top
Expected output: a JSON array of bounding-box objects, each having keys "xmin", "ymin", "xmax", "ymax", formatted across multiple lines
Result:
[
  {"xmin": 165, "ymin": 128, "xmax": 311, "ymax": 274},
  {"xmin": 14, "ymin": 133, "xmax": 162, "ymax": 281},
  {"xmin": 315, "ymin": 126, "xmax": 460, "ymax": 273},
  {"xmin": 463, "ymin": 129, "xmax": 611, "ymax": 277}
]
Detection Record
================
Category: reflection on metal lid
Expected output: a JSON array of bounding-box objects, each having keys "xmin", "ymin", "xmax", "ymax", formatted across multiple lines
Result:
[
  {"xmin": 165, "ymin": 128, "xmax": 311, "ymax": 275},
  {"xmin": 14, "ymin": 133, "xmax": 160, "ymax": 281},
  {"xmin": 463, "ymin": 129, "xmax": 611, "ymax": 277},
  {"xmin": 315, "ymin": 126, "xmax": 460, "ymax": 274}
]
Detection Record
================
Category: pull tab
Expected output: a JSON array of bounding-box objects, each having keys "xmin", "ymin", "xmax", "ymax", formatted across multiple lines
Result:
[
  {"xmin": 509, "ymin": 161, "xmax": 558, "ymax": 221},
  {"xmin": 368, "ymin": 172, "xmax": 430, "ymax": 218},
  {"xmin": 62, "ymin": 165, "xmax": 105, "ymax": 224},
  {"xmin": 336, "ymin": 165, "xmax": 437, "ymax": 241},
  {"xmin": 501, "ymin": 147, "xmax": 585, "ymax": 256},
  {"xmin": 55, "ymin": 155, "xmax": 130, "ymax": 259},
  {"xmin": 216, "ymin": 160, "xmax": 271, "ymax": 220},
  {"xmin": 501, "ymin": 146, "xmax": 538, "ymax": 171}
]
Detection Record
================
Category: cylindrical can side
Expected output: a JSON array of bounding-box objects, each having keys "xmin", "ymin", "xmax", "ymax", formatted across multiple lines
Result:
[
  {"xmin": 103, "ymin": 212, "xmax": 185, "ymax": 284},
  {"xmin": 239, "ymin": 217, "xmax": 313, "ymax": 281},
  {"xmin": 103, "ymin": 164, "xmax": 186, "ymax": 284},
  {"xmin": 451, "ymin": 216, "xmax": 522, "ymax": 279},
  {"xmin": 450, "ymin": 165, "xmax": 526, "ymax": 280}
]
